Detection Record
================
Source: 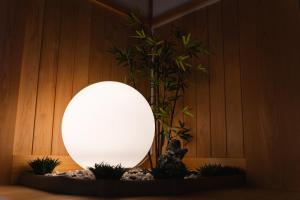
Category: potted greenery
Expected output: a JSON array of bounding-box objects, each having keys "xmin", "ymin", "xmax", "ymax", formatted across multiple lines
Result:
[{"xmin": 111, "ymin": 14, "xmax": 209, "ymax": 168}]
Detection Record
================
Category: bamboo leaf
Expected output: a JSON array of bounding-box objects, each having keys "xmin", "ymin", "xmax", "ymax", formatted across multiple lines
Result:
[
  {"xmin": 197, "ymin": 64, "xmax": 208, "ymax": 73},
  {"xmin": 182, "ymin": 106, "xmax": 194, "ymax": 117}
]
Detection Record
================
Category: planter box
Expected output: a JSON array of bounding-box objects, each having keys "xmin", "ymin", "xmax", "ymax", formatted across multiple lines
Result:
[{"xmin": 17, "ymin": 172, "xmax": 246, "ymax": 197}]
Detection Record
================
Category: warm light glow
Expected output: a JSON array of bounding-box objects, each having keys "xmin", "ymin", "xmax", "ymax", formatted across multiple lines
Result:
[{"xmin": 62, "ymin": 81, "xmax": 155, "ymax": 168}]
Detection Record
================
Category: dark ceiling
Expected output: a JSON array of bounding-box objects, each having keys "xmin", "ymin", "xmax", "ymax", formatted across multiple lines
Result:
[{"xmin": 94, "ymin": 0, "xmax": 219, "ymax": 27}]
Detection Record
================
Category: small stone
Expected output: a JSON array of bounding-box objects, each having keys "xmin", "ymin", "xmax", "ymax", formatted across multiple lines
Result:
[
  {"xmin": 121, "ymin": 168, "xmax": 154, "ymax": 181},
  {"xmin": 45, "ymin": 170, "xmax": 95, "ymax": 180},
  {"xmin": 184, "ymin": 174, "xmax": 199, "ymax": 179}
]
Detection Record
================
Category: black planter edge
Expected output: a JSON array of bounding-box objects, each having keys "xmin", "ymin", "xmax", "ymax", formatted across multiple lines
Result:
[{"xmin": 17, "ymin": 172, "xmax": 246, "ymax": 197}]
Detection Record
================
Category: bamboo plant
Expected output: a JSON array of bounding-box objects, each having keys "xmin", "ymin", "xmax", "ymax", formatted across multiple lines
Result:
[{"xmin": 111, "ymin": 14, "xmax": 208, "ymax": 167}]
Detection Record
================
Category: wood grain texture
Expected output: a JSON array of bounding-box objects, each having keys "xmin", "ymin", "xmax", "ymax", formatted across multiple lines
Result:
[
  {"xmin": 208, "ymin": 2, "xmax": 227, "ymax": 157},
  {"xmin": 97, "ymin": 7, "xmax": 113, "ymax": 82},
  {"xmin": 88, "ymin": 6, "xmax": 104, "ymax": 84},
  {"xmin": 33, "ymin": 0, "xmax": 62, "ymax": 155},
  {"xmin": 182, "ymin": 12, "xmax": 203, "ymax": 157},
  {"xmin": 0, "ymin": 0, "xmax": 26, "ymax": 184},
  {"xmin": 13, "ymin": 0, "xmax": 45, "ymax": 155},
  {"xmin": 222, "ymin": 0, "xmax": 243, "ymax": 158},
  {"xmin": 239, "ymin": 0, "xmax": 282, "ymax": 189},
  {"xmin": 72, "ymin": 0, "xmax": 91, "ymax": 95},
  {"xmin": 52, "ymin": 0, "xmax": 77, "ymax": 155},
  {"xmin": 279, "ymin": 0, "xmax": 300, "ymax": 191},
  {"xmin": 194, "ymin": 9, "xmax": 211, "ymax": 158},
  {"xmin": 12, "ymin": 0, "xmax": 134, "ymax": 158},
  {"xmin": 152, "ymin": 1, "xmax": 243, "ymax": 160},
  {"xmin": 239, "ymin": 0, "xmax": 300, "ymax": 191},
  {"xmin": 9, "ymin": 0, "xmax": 246, "ymax": 184}
]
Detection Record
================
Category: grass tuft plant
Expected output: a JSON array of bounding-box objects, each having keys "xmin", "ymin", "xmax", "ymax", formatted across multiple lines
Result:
[
  {"xmin": 28, "ymin": 157, "xmax": 61, "ymax": 175},
  {"xmin": 197, "ymin": 164, "xmax": 245, "ymax": 177},
  {"xmin": 88, "ymin": 163, "xmax": 125, "ymax": 180}
]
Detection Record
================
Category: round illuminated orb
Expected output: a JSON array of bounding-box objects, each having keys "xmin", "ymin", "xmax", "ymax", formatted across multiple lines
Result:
[{"xmin": 62, "ymin": 81, "xmax": 155, "ymax": 169}]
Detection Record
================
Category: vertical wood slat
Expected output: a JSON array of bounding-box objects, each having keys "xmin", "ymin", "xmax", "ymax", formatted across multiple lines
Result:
[
  {"xmin": 99, "ymin": 9, "xmax": 114, "ymax": 82},
  {"xmin": 33, "ymin": 0, "xmax": 62, "ymax": 155},
  {"xmin": 88, "ymin": 6, "xmax": 103, "ymax": 84},
  {"xmin": 52, "ymin": 0, "xmax": 77, "ymax": 155},
  {"xmin": 257, "ymin": 0, "xmax": 284, "ymax": 188},
  {"xmin": 0, "ymin": 0, "xmax": 26, "ymax": 184},
  {"xmin": 72, "ymin": 0, "xmax": 91, "ymax": 95},
  {"xmin": 222, "ymin": 0, "xmax": 244, "ymax": 158},
  {"xmin": 110, "ymin": 15, "xmax": 128, "ymax": 83},
  {"xmin": 183, "ymin": 12, "xmax": 198, "ymax": 157},
  {"xmin": 195, "ymin": 9, "xmax": 211, "ymax": 157},
  {"xmin": 238, "ymin": 0, "xmax": 266, "ymax": 186},
  {"xmin": 279, "ymin": 0, "xmax": 300, "ymax": 190},
  {"xmin": 13, "ymin": 0, "xmax": 45, "ymax": 155},
  {"xmin": 183, "ymin": 12, "xmax": 202, "ymax": 157},
  {"xmin": 173, "ymin": 17, "xmax": 185, "ymax": 147},
  {"xmin": 208, "ymin": 2, "xmax": 227, "ymax": 157},
  {"xmin": 0, "ymin": 0, "xmax": 8, "ymax": 66},
  {"xmin": 109, "ymin": 14, "xmax": 122, "ymax": 83}
]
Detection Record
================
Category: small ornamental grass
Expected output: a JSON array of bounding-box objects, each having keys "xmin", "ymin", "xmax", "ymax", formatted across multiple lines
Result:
[
  {"xmin": 197, "ymin": 164, "xmax": 245, "ymax": 177},
  {"xmin": 28, "ymin": 157, "xmax": 61, "ymax": 175},
  {"xmin": 88, "ymin": 163, "xmax": 125, "ymax": 180}
]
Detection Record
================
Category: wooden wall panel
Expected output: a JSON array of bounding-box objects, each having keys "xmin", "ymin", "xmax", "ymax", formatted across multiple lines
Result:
[
  {"xmin": 279, "ymin": 1, "xmax": 300, "ymax": 191},
  {"xmin": 208, "ymin": 2, "xmax": 227, "ymax": 157},
  {"xmin": 88, "ymin": 6, "xmax": 104, "ymax": 84},
  {"xmin": 0, "ymin": 0, "xmax": 26, "ymax": 184},
  {"xmin": 10, "ymin": 0, "xmax": 133, "ymax": 159},
  {"xmin": 194, "ymin": 10, "xmax": 211, "ymax": 158},
  {"xmin": 239, "ymin": 0, "xmax": 285, "ymax": 189},
  {"xmin": 184, "ymin": 16, "xmax": 198, "ymax": 157},
  {"xmin": 9, "ymin": 0, "xmax": 246, "ymax": 182},
  {"xmin": 0, "ymin": 0, "xmax": 12, "ymax": 184},
  {"xmin": 33, "ymin": 0, "xmax": 62, "ymax": 155},
  {"xmin": 72, "ymin": 0, "xmax": 91, "ymax": 95},
  {"xmin": 97, "ymin": 11, "xmax": 112, "ymax": 82},
  {"xmin": 110, "ymin": 16, "xmax": 129, "ymax": 83},
  {"xmin": 187, "ymin": 10, "xmax": 211, "ymax": 157},
  {"xmin": 172, "ymin": 17, "xmax": 185, "ymax": 154},
  {"xmin": 155, "ymin": 1, "xmax": 244, "ymax": 161},
  {"xmin": 239, "ymin": 0, "xmax": 300, "ymax": 191},
  {"xmin": 222, "ymin": 0, "xmax": 243, "ymax": 158},
  {"xmin": 13, "ymin": 0, "xmax": 45, "ymax": 155},
  {"xmin": 52, "ymin": 0, "xmax": 77, "ymax": 155}
]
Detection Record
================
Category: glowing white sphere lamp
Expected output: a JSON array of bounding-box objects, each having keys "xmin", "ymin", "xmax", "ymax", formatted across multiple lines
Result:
[{"xmin": 62, "ymin": 81, "xmax": 155, "ymax": 168}]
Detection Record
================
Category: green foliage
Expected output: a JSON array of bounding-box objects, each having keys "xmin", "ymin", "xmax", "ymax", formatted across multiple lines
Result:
[
  {"xmin": 197, "ymin": 164, "xmax": 245, "ymax": 177},
  {"xmin": 28, "ymin": 157, "xmax": 61, "ymax": 175},
  {"xmin": 88, "ymin": 163, "xmax": 125, "ymax": 180},
  {"xmin": 111, "ymin": 13, "xmax": 209, "ymax": 163},
  {"xmin": 151, "ymin": 161, "xmax": 187, "ymax": 179}
]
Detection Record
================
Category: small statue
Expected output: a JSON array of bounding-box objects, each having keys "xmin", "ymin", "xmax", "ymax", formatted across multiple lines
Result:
[
  {"xmin": 166, "ymin": 139, "xmax": 188, "ymax": 160},
  {"xmin": 152, "ymin": 139, "xmax": 188, "ymax": 179}
]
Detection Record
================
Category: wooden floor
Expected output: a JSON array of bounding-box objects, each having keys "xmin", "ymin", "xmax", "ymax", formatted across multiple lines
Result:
[{"xmin": 1, "ymin": 186, "xmax": 300, "ymax": 200}]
